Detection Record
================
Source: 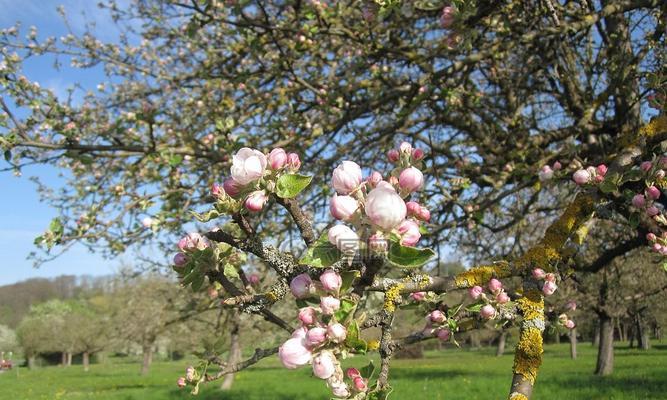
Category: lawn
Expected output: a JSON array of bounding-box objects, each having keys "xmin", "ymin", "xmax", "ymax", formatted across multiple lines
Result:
[{"xmin": 1, "ymin": 343, "xmax": 665, "ymax": 399}]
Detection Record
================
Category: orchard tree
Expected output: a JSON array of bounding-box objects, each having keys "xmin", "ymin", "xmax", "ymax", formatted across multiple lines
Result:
[{"xmin": 1, "ymin": 1, "xmax": 666, "ymax": 399}]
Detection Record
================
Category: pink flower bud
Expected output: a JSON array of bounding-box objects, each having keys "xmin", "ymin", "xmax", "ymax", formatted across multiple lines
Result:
[
  {"xmin": 320, "ymin": 296, "xmax": 341, "ymax": 315},
  {"xmin": 331, "ymin": 381, "xmax": 350, "ymax": 398},
  {"xmin": 388, "ymin": 176, "xmax": 399, "ymax": 186},
  {"xmin": 656, "ymin": 170, "xmax": 665, "ymax": 180},
  {"xmin": 290, "ymin": 273, "xmax": 313, "ymax": 299},
  {"xmin": 207, "ymin": 287, "xmax": 219, "ymax": 299},
  {"xmin": 596, "ymin": 164, "xmax": 608, "ymax": 177},
  {"xmin": 406, "ymin": 201, "xmax": 421, "ymax": 217},
  {"xmin": 211, "ymin": 183, "xmax": 223, "ymax": 197},
  {"xmin": 532, "ymin": 268, "xmax": 546, "ymax": 280},
  {"xmin": 646, "ymin": 186, "xmax": 661, "ymax": 200},
  {"xmin": 410, "ymin": 291, "xmax": 426, "ymax": 301},
  {"xmin": 429, "ymin": 310, "xmax": 446, "ymax": 324},
  {"xmin": 572, "ymin": 169, "xmax": 591, "ymax": 185},
  {"xmin": 353, "ymin": 376, "xmax": 368, "ymax": 391},
  {"xmin": 291, "ymin": 326, "xmax": 308, "ymax": 340},
  {"xmin": 469, "ymin": 285, "xmax": 483, "ymax": 300},
  {"xmin": 387, "ymin": 149, "xmax": 400, "ymax": 163},
  {"xmin": 542, "ymin": 281, "xmax": 557, "ymax": 296},
  {"xmin": 368, "ymin": 233, "xmax": 388, "ymax": 253},
  {"xmin": 647, "ymin": 206, "xmax": 660, "ymax": 217},
  {"xmin": 298, "ymin": 307, "xmax": 318, "ymax": 326},
  {"xmin": 365, "ymin": 187, "xmax": 407, "ymax": 230},
  {"xmin": 330, "ymin": 194, "xmax": 359, "ymax": 221},
  {"xmin": 552, "ymin": 161, "xmax": 562, "ymax": 170},
  {"xmin": 268, "ymin": 147, "xmax": 288, "ymax": 170},
  {"xmin": 312, "ymin": 351, "xmax": 336, "ymax": 379},
  {"xmin": 347, "ymin": 367, "xmax": 361, "ymax": 379},
  {"xmin": 178, "ymin": 232, "xmax": 210, "ymax": 252},
  {"xmin": 173, "ymin": 252, "xmax": 188, "ymax": 267},
  {"xmin": 539, "ymin": 165, "xmax": 554, "ymax": 181},
  {"xmin": 545, "ymin": 273, "xmax": 556, "ymax": 283},
  {"xmin": 279, "ymin": 337, "xmax": 312, "ymax": 369},
  {"xmin": 647, "ymin": 232, "xmax": 657, "ymax": 242},
  {"xmin": 399, "ymin": 141, "xmax": 412, "ymax": 154},
  {"xmin": 480, "ymin": 305, "xmax": 496, "ymax": 319},
  {"xmin": 641, "ymin": 161, "xmax": 652, "ymax": 172},
  {"xmin": 286, "ymin": 153, "xmax": 301, "ymax": 171},
  {"xmin": 185, "ymin": 366, "xmax": 195, "ymax": 381},
  {"xmin": 436, "ymin": 328, "xmax": 451, "ymax": 342},
  {"xmin": 488, "ymin": 278, "xmax": 502, "ymax": 293},
  {"xmin": 398, "ymin": 219, "xmax": 421, "ymax": 246},
  {"xmin": 327, "ymin": 224, "xmax": 360, "ymax": 256},
  {"xmin": 305, "ymin": 327, "xmax": 328, "ymax": 348},
  {"xmin": 332, "ymin": 161, "xmax": 362, "ymax": 194},
  {"xmin": 327, "ymin": 323, "xmax": 347, "ymax": 343},
  {"xmin": 418, "ymin": 207, "xmax": 431, "ymax": 222},
  {"xmin": 654, "ymin": 243, "xmax": 663, "ymax": 252},
  {"xmin": 249, "ymin": 274, "xmax": 260, "ymax": 285},
  {"xmin": 367, "ymin": 171, "xmax": 383, "ymax": 188},
  {"xmin": 245, "ymin": 190, "xmax": 268, "ymax": 212},
  {"xmin": 223, "ymin": 178, "xmax": 242, "ymax": 197},
  {"xmin": 412, "ymin": 148, "xmax": 425, "ymax": 160},
  {"xmin": 398, "ymin": 167, "xmax": 424, "ymax": 192},
  {"xmin": 565, "ymin": 320, "xmax": 575, "ymax": 329},
  {"xmin": 439, "ymin": 6, "xmax": 455, "ymax": 28},
  {"xmin": 496, "ymin": 292, "xmax": 510, "ymax": 304},
  {"xmin": 177, "ymin": 377, "xmax": 186, "ymax": 388},
  {"xmin": 632, "ymin": 194, "xmax": 646, "ymax": 208},
  {"xmin": 565, "ymin": 301, "xmax": 577, "ymax": 311},
  {"xmin": 319, "ymin": 269, "xmax": 342, "ymax": 292}
]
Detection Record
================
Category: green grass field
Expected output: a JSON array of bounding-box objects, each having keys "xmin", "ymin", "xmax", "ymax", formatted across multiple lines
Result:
[{"xmin": 1, "ymin": 343, "xmax": 665, "ymax": 400}]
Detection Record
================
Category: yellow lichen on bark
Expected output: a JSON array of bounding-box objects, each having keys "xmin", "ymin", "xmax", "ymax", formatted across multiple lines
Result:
[
  {"xmin": 509, "ymin": 393, "xmax": 529, "ymax": 400},
  {"xmin": 638, "ymin": 115, "xmax": 667, "ymax": 139},
  {"xmin": 454, "ymin": 261, "xmax": 511, "ymax": 288},
  {"xmin": 512, "ymin": 288, "xmax": 544, "ymax": 385},
  {"xmin": 383, "ymin": 283, "xmax": 403, "ymax": 313}
]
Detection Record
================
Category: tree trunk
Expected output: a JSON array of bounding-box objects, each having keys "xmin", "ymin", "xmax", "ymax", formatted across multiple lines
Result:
[
  {"xmin": 554, "ymin": 331, "xmax": 561, "ymax": 344},
  {"xmin": 221, "ymin": 311, "xmax": 242, "ymax": 390},
  {"xmin": 66, "ymin": 352, "xmax": 72, "ymax": 366},
  {"xmin": 83, "ymin": 351, "xmax": 90, "ymax": 372},
  {"xmin": 28, "ymin": 355, "xmax": 35, "ymax": 370},
  {"xmin": 61, "ymin": 352, "xmax": 67, "ymax": 367},
  {"xmin": 569, "ymin": 327, "xmax": 577, "ymax": 360},
  {"xmin": 595, "ymin": 314, "xmax": 614, "ymax": 376},
  {"xmin": 496, "ymin": 330, "xmax": 507, "ymax": 357},
  {"xmin": 141, "ymin": 344, "xmax": 153, "ymax": 376},
  {"xmin": 592, "ymin": 324, "xmax": 600, "ymax": 347},
  {"xmin": 636, "ymin": 316, "xmax": 650, "ymax": 350}
]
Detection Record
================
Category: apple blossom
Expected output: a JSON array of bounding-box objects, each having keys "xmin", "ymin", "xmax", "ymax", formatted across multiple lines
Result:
[
  {"xmin": 657, "ymin": 170, "xmax": 666, "ymax": 180},
  {"xmin": 290, "ymin": 273, "xmax": 314, "ymax": 299},
  {"xmin": 367, "ymin": 171, "xmax": 383, "ymax": 187},
  {"xmin": 230, "ymin": 147, "xmax": 267, "ymax": 185},
  {"xmin": 173, "ymin": 252, "xmax": 187, "ymax": 267},
  {"xmin": 429, "ymin": 310, "xmax": 446, "ymax": 324},
  {"xmin": 418, "ymin": 206, "xmax": 431, "ymax": 222},
  {"xmin": 406, "ymin": 201, "xmax": 421, "ymax": 217},
  {"xmin": 249, "ymin": 274, "xmax": 260, "ymax": 285},
  {"xmin": 292, "ymin": 326, "xmax": 308, "ymax": 340},
  {"xmin": 542, "ymin": 281, "xmax": 557, "ymax": 296},
  {"xmin": 279, "ymin": 338, "xmax": 312, "ymax": 369},
  {"xmin": 320, "ymin": 296, "xmax": 341, "ymax": 315},
  {"xmin": 398, "ymin": 167, "xmax": 424, "ymax": 192},
  {"xmin": 365, "ymin": 187, "xmax": 407, "ymax": 230},
  {"xmin": 632, "ymin": 194, "xmax": 646, "ymax": 208},
  {"xmin": 211, "ymin": 183, "xmax": 223, "ymax": 197},
  {"xmin": 565, "ymin": 320, "xmax": 576, "ymax": 329},
  {"xmin": 532, "ymin": 268, "xmax": 546, "ymax": 280},
  {"xmin": 245, "ymin": 190, "xmax": 268, "ymax": 212},
  {"xmin": 496, "ymin": 292, "xmax": 510, "ymax": 304},
  {"xmin": 223, "ymin": 178, "xmax": 242, "ymax": 198},
  {"xmin": 436, "ymin": 328, "xmax": 451, "ymax": 342},
  {"xmin": 553, "ymin": 161, "xmax": 562, "ymax": 170},
  {"xmin": 572, "ymin": 169, "xmax": 591, "ymax": 185},
  {"xmin": 480, "ymin": 305, "xmax": 496, "ymax": 319},
  {"xmin": 565, "ymin": 301, "xmax": 577, "ymax": 311},
  {"xmin": 353, "ymin": 376, "xmax": 368, "ymax": 391},
  {"xmin": 387, "ymin": 149, "xmax": 400, "ymax": 162},
  {"xmin": 141, "ymin": 216, "xmax": 154, "ymax": 228},
  {"xmin": 178, "ymin": 232, "xmax": 210, "ymax": 252},
  {"xmin": 399, "ymin": 141, "xmax": 412, "ymax": 154},
  {"xmin": 327, "ymin": 323, "xmax": 347, "ymax": 343},
  {"xmin": 410, "ymin": 291, "xmax": 426, "ymax": 301},
  {"xmin": 488, "ymin": 278, "xmax": 502, "ymax": 293},
  {"xmin": 596, "ymin": 164, "xmax": 608, "ymax": 176},
  {"xmin": 177, "ymin": 377, "xmax": 186, "ymax": 388},
  {"xmin": 330, "ymin": 380, "xmax": 350, "ymax": 398},
  {"xmin": 329, "ymin": 194, "xmax": 358, "ymax": 221},
  {"xmin": 185, "ymin": 366, "xmax": 195, "ymax": 381},
  {"xmin": 305, "ymin": 327, "xmax": 328, "ymax": 348},
  {"xmin": 347, "ymin": 368, "xmax": 361, "ymax": 379},
  {"xmin": 440, "ymin": 6, "xmax": 455, "ymax": 28},
  {"xmin": 545, "ymin": 273, "xmax": 556, "ymax": 282},
  {"xmin": 398, "ymin": 219, "xmax": 421, "ymax": 246},
  {"xmin": 312, "ymin": 351, "xmax": 336, "ymax": 379},
  {"xmin": 332, "ymin": 161, "xmax": 362, "ymax": 194},
  {"xmin": 268, "ymin": 147, "xmax": 288, "ymax": 170},
  {"xmin": 412, "ymin": 148, "xmax": 425, "ymax": 160},
  {"xmin": 286, "ymin": 153, "xmax": 301, "ymax": 171},
  {"xmin": 647, "ymin": 232, "xmax": 657, "ymax": 242},
  {"xmin": 368, "ymin": 233, "xmax": 388, "ymax": 252},
  {"xmin": 469, "ymin": 285, "xmax": 483, "ymax": 299},
  {"xmin": 319, "ymin": 269, "xmax": 342, "ymax": 292},
  {"xmin": 539, "ymin": 165, "xmax": 553, "ymax": 181},
  {"xmin": 327, "ymin": 224, "xmax": 360, "ymax": 256},
  {"xmin": 647, "ymin": 205, "xmax": 660, "ymax": 217},
  {"xmin": 646, "ymin": 186, "xmax": 661, "ymax": 200},
  {"xmin": 641, "ymin": 161, "xmax": 652, "ymax": 171},
  {"xmin": 298, "ymin": 307, "xmax": 318, "ymax": 326}
]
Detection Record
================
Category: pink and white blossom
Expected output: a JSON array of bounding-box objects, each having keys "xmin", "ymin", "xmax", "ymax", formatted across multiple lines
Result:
[
  {"xmin": 290, "ymin": 273, "xmax": 314, "ymax": 299},
  {"xmin": 397, "ymin": 219, "xmax": 421, "ymax": 246},
  {"xmin": 332, "ymin": 161, "xmax": 363, "ymax": 194},
  {"xmin": 329, "ymin": 194, "xmax": 358, "ymax": 221},
  {"xmin": 298, "ymin": 307, "xmax": 318, "ymax": 326},
  {"xmin": 245, "ymin": 190, "xmax": 268, "ymax": 212},
  {"xmin": 365, "ymin": 187, "xmax": 407, "ymax": 230},
  {"xmin": 268, "ymin": 147, "xmax": 288, "ymax": 170},
  {"xmin": 279, "ymin": 337, "xmax": 312, "ymax": 369},
  {"xmin": 319, "ymin": 269, "xmax": 342, "ymax": 292},
  {"xmin": 398, "ymin": 167, "xmax": 424, "ymax": 192},
  {"xmin": 230, "ymin": 147, "xmax": 267, "ymax": 185},
  {"xmin": 312, "ymin": 351, "xmax": 336, "ymax": 379},
  {"xmin": 327, "ymin": 323, "xmax": 347, "ymax": 343},
  {"xmin": 320, "ymin": 296, "xmax": 341, "ymax": 315}
]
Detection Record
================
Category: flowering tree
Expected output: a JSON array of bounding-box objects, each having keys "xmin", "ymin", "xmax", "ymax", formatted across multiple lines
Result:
[{"xmin": 1, "ymin": 0, "xmax": 666, "ymax": 399}]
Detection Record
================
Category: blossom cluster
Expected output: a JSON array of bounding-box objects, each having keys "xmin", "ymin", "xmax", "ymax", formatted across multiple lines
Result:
[
  {"xmin": 327, "ymin": 142, "xmax": 428, "ymax": 261},
  {"xmin": 532, "ymin": 268, "xmax": 558, "ymax": 296},
  {"xmin": 173, "ymin": 232, "xmax": 211, "ymax": 267},
  {"xmin": 468, "ymin": 278, "xmax": 511, "ymax": 320},
  {"xmin": 279, "ymin": 269, "xmax": 366, "ymax": 398}
]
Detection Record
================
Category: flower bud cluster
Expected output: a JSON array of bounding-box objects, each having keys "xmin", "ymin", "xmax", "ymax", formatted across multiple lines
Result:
[
  {"xmin": 172, "ymin": 232, "xmax": 211, "ymax": 268},
  {"xmin": 421, "ymin": 309, "xmax": 452, "ymax": 342},
  {"xmin": 532, "ymin": 268, "xmax": 558, "ymax": 296},
  {"xmin": 467, "ymin": 278, "xmax": 511, "ymax": 320},
  {"xmin": 572, "ymin": 164, "xmax": 607, "ymax": 185}
]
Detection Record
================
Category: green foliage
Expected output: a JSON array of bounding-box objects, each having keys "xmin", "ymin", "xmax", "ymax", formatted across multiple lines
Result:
[
  {"xmin": 299, "ymin": 233, "xmax": 341, "ymax": 268},
  {"xmin": 275, "ymin": 174, "xmax": 313, "ymax": 199},
  {"xmin": 344, "ymin": 320, "xmax": 367, "ymax": 355},
  {"xmin": 387, "ymin": 240, "xmax": 435, "ymax": 268}
]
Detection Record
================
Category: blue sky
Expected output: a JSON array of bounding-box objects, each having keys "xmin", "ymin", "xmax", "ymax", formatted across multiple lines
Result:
[{"xmin": 0, "ymin": 1, "xmax": 130, "ymax": 285}]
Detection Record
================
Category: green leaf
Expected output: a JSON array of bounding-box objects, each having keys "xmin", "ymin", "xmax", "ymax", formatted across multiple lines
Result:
[
  {"xmin": 3, "ymin": 149, "xmax": 11, "ymax": 161},
  {"xmin": 344, "ymin": 320, "xmax": 367, "ymax": 354},
  {"xmin": 340, "ymin": 270, "xmax": 360, "ymax": 292},
  {"xmin": 190, "ymin": 209, "xmax": 221, "ymax": 222},
  {"xmin": 169, "ymin": 154, "xmax": 183, "ymax": 167},
  {"xmin": 333, "ymin": 299, "xmax": 356, "ymax": 324},
  {"xmin": 299, "ymin": 233, "xmax": 341, "ymax": 268},
  {"xmin": 360, "ymin": 360, "xmax": 376, "ymax": 381},
  {"xmin": 466, "ymin": 303, "xmax": 483, "ymax": 313},
  {"xmin": 599, "ymin": 179, "xmax": 617, "ymax": 194},
  {"xmin": 276, "ymin": 174, "xmax": 312, "ymax": 199},
  {"xmin": 223, "ymin": 263, "xmax": 239, "ymax": 279},
  {"xmin": 387, "ymin": 240, "xmax": 435, "ymax": 268},
  {"xmin": 49, "ymin": 218, "xmax": 64, "ymax": 235},
  {"xmin": 663, "ymin": 261, "xmax": 667, "ymax": 272},
  {"xmin": 621, "ymin": 169, "xmax": 644, "ymax": 183}
]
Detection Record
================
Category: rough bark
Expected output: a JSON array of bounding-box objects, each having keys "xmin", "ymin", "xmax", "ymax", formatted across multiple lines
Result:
[
  {"xmin": 636, "ymin": 316, "xmax": 650, "ymax": 350},
  {"xmin": 27, "ymin": 355, "xmax": 35, "ymax": 370},
  {"xmin": 496, "ymin": 330, "xmax": 507, "ymax": 357},
  {"xmin": 141, "ymin": 344, "xmax": 153, "ymax": 376},
  {"xmin": 569, "ymin": 327, "xmax": 577, "ymax": 360},
  {"xmin": 595, "ymin": 314, "xmax": 614, "ymax": 376},
  {"xmin": 61, "ymin": 352, "xmax": 67, "ymax": 367},
  {"xmin": 83, "ymin": 351, "xmax": 90, "ymax": 372},
  {"xmin": 66, "ymin": 352, "xmax": 72, "ymax": 366},
  {"xmin": 592, "ymin": 321, "xmax": 600, "ymax": 347},
  {"xmin": 221, "ymin": 310, "xmax": 242, "ymax": 391}
]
